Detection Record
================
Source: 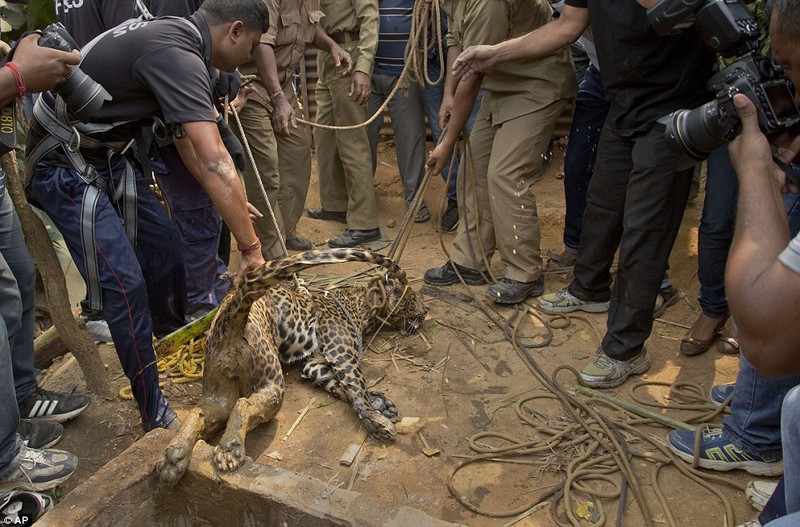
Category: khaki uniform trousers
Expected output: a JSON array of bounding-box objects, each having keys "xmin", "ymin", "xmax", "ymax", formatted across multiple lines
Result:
[
  {"xmin": 450, "ymin": 98, "xmax": 570, "ymax": 283},
  {"xmin": 234, "ymin": 81, "xmax": 312, "ymax": 260},
  {"xmin": 314, "ymin": 48, "xmax": 379, "ymax": 230}
]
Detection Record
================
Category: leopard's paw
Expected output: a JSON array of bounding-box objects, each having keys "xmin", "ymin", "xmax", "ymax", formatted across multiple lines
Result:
[
  {"xmin": 362, "ymin": 411, "xmax": 396, "ymax": 442},
  {"xmin": 213, "ymin": 437, "xmax": 248, "ymax": 472},
  {"xmin": 367, "ymin": 390, "xmax": 401, "ymax": 423},
  {"xmin": 157, "ymin": 439, "xmax": 194, "ymax": 485}
]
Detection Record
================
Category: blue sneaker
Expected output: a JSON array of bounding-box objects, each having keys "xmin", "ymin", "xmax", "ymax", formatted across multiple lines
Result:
[
  {"xmin": 667, "ymin": 427, "xmax": 783, "ymax": 476},
  {"xmin": 710, "ymin": 384, "xmax": 735, "ymax": 407}
]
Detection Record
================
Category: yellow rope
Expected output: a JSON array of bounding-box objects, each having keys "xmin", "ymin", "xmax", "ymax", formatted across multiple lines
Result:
[{"xmin": 118, "ymin": 336, "xmax": 207, "ymax": 400}]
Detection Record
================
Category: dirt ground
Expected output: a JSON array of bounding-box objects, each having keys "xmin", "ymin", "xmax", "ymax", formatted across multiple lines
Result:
[{"xmin": 38, "ymin": 139, "xmax": 762, "ymax": 526}]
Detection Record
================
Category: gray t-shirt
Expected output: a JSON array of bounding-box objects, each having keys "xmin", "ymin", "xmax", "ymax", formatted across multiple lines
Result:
[{"xmin": 779, "ymin": 232, "xmax": 800, "ymax": 274}]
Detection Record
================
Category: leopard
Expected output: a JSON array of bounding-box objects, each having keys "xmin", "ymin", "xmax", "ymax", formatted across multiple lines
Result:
[{"xmin": 157, "ymin": 248, "xmax": 428, "ymax": 485}]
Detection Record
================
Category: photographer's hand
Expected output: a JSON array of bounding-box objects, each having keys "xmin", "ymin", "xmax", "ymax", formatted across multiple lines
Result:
[
  {"xmin": 729, "ymin": 93, "xmax": 800, "ymax": 193},
  {"xmin": 11, "ymin": 33, "xmax": 80, "ymax": 94}
]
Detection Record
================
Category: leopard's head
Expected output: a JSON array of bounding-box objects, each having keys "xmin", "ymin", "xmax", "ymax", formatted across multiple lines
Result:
[{"xmin": 368, "ymin": 273, "xmax": 427, "ymax": 335}]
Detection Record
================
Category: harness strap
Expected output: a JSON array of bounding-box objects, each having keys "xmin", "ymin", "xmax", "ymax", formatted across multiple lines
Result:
[
  {"xmin": 80, "ymin": 184, "xmax": 103, "ymax": 311},
  {"xmin": 29, "ymin": 96, "xmax": 142, "ymax": 313}
]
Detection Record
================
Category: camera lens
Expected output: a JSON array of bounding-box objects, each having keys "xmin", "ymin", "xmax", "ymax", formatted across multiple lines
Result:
[
  {"xmin": 59, "ymin": 69, "xmax": 112, "ymax": 120},
  {"xmin": 662, "ymin": 100, "xmax": 739, "ymax": 164}
]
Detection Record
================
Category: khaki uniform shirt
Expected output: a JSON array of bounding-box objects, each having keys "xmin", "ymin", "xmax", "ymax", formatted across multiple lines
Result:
[
  {"xmin": 442, "ymin": 0, "xmax": 463, "ymax": 49},
  {"xmin": 239, "ymin": 0, "xmax": 323, "ymax": 84},
  {"xmin": 463, "ymin": 0, "xmax": 577, "ymax": 125},
  {"xmin": 319, "ymin": 0, "xmax": 379, "ymax": 75}
]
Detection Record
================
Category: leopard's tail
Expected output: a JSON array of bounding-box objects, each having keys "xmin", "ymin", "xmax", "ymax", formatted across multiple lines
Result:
[
  {"xmin": 207, "ymin": 249, "xmax": 405, "ymax": 345},
  {"xmin": 245, "ymin": 248, "xmax": 407, "ymax": 287}
]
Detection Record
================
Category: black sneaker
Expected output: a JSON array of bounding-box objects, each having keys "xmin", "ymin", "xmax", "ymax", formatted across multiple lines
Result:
[
  {"xmin": 0, "ymin": 446, "xmax": 76, "ymax": 493},
  {"xmin": 441, "ymin": 199, "xmax": 459, "ymax": 232},
  {"xmin": 17, "ymin": 419, "xmax": 63, "ymax": 449},
  {"xmin": 424, "ymin": 260, "xmax": 487, "ymax": 286},
  {"xmin": 18, "ymin": 386, "xmax": 90, "ymax": 423},
  {"xmin": 486, "ymin": 277, "xmax": 544, "ymax": 304}
]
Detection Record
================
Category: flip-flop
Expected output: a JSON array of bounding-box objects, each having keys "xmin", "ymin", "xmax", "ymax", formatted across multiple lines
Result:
[{"xmin": 653, "ymin": 285, "xmax": 680, "ymax": 319}]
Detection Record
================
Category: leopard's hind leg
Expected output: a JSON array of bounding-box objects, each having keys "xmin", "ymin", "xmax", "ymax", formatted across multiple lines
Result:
[
  {"xmin": 213, "ymin": 301, "xmax": 286, "ymax": 472},
  {"xmin": 157, "ymin": 370, "xmax": 239, "ymax": 485}
]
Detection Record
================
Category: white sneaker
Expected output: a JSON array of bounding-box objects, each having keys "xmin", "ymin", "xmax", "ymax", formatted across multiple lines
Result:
[
  {"xmin": 746, "ymin": 479, "xmax": 779, "ymax": 511},
  {"xmin": 85, "ymin": 319, "xmax": 112, "ymax": 343},
  {"xmin": 735, "ymin": 519, "xmax": 762, "ymax": 527}
]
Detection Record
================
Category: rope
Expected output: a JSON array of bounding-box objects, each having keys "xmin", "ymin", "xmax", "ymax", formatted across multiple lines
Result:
[
  {"xmin": 435, "ymin": 298, "xmax": 746, "ymax": 524},
  {"xmin": 118, "ymin": 336, "xmax": 206, "ymax": 400},
  {"xmin": 295, "ymin": 0, "xmax": 444, "ymax": 131}
]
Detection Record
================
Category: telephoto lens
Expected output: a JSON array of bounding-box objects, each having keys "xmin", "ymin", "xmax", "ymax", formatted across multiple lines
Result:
[{"xmin": 37, "ymin": 23, "xmax": 112, "ymax": 120}]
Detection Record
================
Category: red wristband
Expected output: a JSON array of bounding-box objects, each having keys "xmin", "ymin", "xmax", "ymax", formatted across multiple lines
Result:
[
  {"xmin": 238, "ymin": 238, "xmax": 262, "ymax": 255},
  {"xmin": 5, "ymin": 63, "xmax": 26, "ymax": 98}
]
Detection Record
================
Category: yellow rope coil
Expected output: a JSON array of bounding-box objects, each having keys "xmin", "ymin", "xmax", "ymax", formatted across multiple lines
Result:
[{"xmin": 118, "ymin": 336, "xmax": 207, "ymax": 400}]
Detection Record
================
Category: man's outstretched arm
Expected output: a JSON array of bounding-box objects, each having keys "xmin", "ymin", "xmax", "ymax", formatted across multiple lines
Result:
[{"xmin": 175, "ymin": 120, "xmax": 266, "ymax": 274}]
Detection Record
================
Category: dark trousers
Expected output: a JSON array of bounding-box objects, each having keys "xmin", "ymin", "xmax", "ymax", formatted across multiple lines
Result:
[
  {"xmin": 569, "ymin": 123, "xmax": 693, "ymax": 360},
  {"xmin": 28, "ymin": 162, "xmax": 181, "ymax": 429},
  {"xmin": 562, "ymin": 65, "xmax": 612, "ymax": 252},
  {"xmin": 155, "ymin": 144, "xmax": 228, "ymax": 314},
  {"xmin": 697, "ymin": 146, "xmax": 738, "ymax": 318}
]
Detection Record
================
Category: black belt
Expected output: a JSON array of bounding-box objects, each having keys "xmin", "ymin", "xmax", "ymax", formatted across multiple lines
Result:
[{"xmin": 330, "ymin": 30, "xmax": 359, "ymax": 44}]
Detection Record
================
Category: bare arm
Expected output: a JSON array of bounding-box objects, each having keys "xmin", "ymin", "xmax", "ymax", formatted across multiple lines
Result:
[
  {"xmin": 726, "ymin": 94, "xmax": 800, "ymax": 377},
  {"xmin": 0, "ymin": 34, "xmax": 80, "ymax": 107},
  {"xmin": 174, "ymin": 121, "xmax": 266, "ymax": 274},
  {"xmin": 253, "ymin": 43, "xmax": 296, "ymax": 136},
  {"xmin": 426, "ymin": 70, "xmax": 482, "ymax": 173},
  {"xmin": 452, "ymin": 5, "xmax": 588, "ymax": 81},
  {"xmin": 312, "ymin": 25, "xmax": 353, "ymax": 75},
  {"xmin": 438, "ymin": 45, "xmax": 461, "ymax": 129}
]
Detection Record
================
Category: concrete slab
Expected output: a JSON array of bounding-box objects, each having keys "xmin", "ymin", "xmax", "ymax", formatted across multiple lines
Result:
[{"xmin": 38, "ymin": 429, "xmax": 462, "ymax": 527}]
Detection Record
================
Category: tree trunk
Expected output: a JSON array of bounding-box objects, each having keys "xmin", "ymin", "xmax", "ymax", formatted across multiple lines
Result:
[{"xmin": 2, "ymin": 151, "xmax": 112, "ymax": 398}]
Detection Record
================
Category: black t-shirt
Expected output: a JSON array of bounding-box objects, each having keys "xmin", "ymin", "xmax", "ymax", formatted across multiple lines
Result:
[
  {"xmin": 566, "ymin": 0, "xmax": 715, "ymax": 134},
  {"xmin": 29, "ymin": 13, "xmax": 216, "ymax": 166},
  {"xmin": 142, "ymin": 0, "xmax": 204, "ymax": 17},
  {"xmin": 56, "ymin": 0, "xmax": 136, "ymax": 48}
]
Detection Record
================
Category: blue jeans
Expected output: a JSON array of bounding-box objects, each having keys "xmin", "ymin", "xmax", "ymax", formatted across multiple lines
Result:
[
  {"xmin": 697, "ymin": 146, "xmax": 738, "ymax": 318},
  {"xmin": 764, "ymin": 386, "xmax": 800, "ymax": 526},
  {"xmin": 562, "ymin": 65, "xmax": 611, "ymax": 252},
  {"xmin": 28, "ymin": 162, "xmax": 178, "ymax": 429},
  {"xmin": 0, "ymin": 316, "xmax": 21, "ymax": 479},
  {"xmin": 723, "ymin": 355, "xmax": 798, "ymax": 459},
  {"xmin": 0, "ymin": 190, "xmax": 37, "ymax": 403},
  {"xmin": 0, "ymin": 192, "xmax": 24, "ymax": 477},
  {"xmin": 419, "ymin": 82, "xmax": 483, "ymax": 202}
]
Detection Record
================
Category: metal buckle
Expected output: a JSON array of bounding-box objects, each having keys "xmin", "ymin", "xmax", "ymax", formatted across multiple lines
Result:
[{"xmin": 67, "ymin": 127, "xmax": 81, "ymax": 153}]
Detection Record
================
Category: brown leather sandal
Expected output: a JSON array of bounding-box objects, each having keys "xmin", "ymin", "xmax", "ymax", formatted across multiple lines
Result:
[{"xmin": 680, "ymin": 313, "xmax": 730, "ymax": 356}]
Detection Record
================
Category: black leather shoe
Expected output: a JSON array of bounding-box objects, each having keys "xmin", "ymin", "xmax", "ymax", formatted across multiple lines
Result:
[
  {"xmin": 441, "ymin": 199, "xmax": 458, "ymax": 232},
  {"xmin": 307, "ymin": 208, "xmax": 347, "ymax": 223},
  {"xmin": 285, "ymin": 236, "xmax": 313, "ymax": 251},
  {"xmin": 424, "ymin": 260, "xmax": 487, "ymax": 286},
  {"xmin": 486, "ymin": 277, "xmax": 544, "ymax": 304},
  {"xmin": 328, "ymin": 228, "xmax": 381, "ymax": 248}
]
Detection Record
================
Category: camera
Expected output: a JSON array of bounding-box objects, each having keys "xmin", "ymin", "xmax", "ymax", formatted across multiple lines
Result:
[
  {"xmin": 648, "ymin": 0, "xmax": 800, "ymax": 166},
  {"xmin": 37, "ymin": 23, "xmax": 111, "ymax": 120}
]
